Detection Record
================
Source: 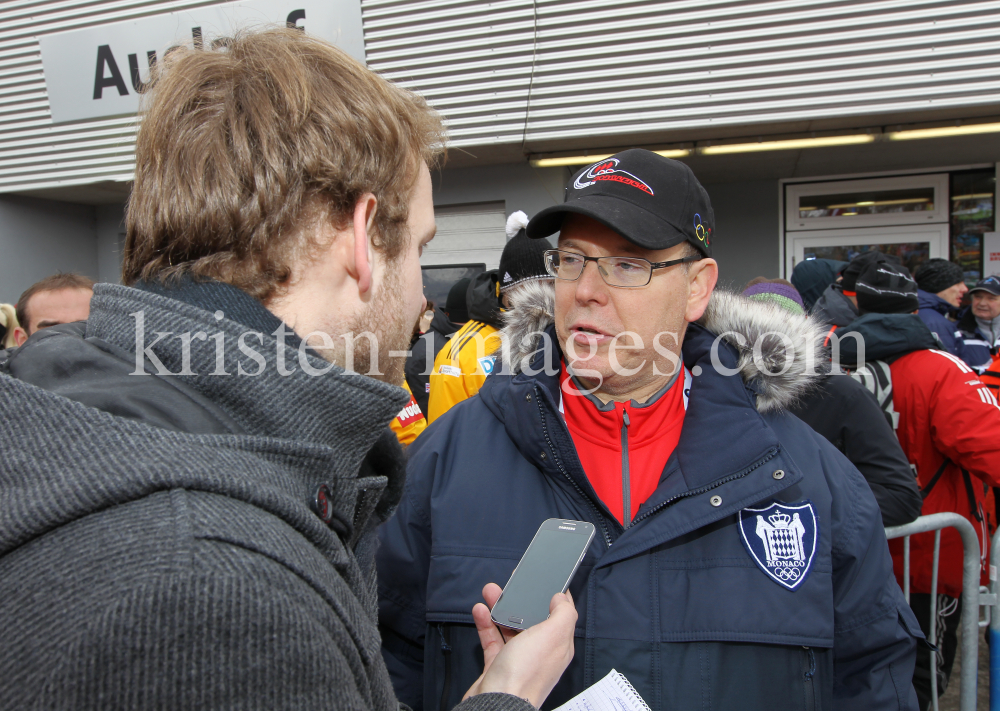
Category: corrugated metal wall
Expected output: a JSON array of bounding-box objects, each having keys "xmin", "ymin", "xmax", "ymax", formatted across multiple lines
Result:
[
  {"xmin": 0, "ymin": 0, "xmax": 223, "ymax": 194},
  {"xmin": 4, "ymin": 0, "xmax": 1000, "ymax": 193},
  {"xmin": 368, "ymin": 0, "xmax": 1000, "ymax": 147}
]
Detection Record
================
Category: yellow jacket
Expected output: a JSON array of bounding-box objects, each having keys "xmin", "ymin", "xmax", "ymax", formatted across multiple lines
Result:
[
  {"xmin": 390, "ymin": 381, "xmax": 427, "ymax": 447},
  {"xmin": 427, "ymin": 320, "xmax": 501, "ymax": 423}
]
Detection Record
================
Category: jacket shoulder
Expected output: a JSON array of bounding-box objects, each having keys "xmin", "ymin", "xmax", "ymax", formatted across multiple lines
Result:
[{"xmin": 2, "ymin": 322, "xmax": 241, "ymax": 434}]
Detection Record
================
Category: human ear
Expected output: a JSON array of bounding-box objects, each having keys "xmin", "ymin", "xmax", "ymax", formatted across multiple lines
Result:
[
  {"xmin": 685, "ymin": 258, "xmax": 718, "ymax": 323},
  {"xmin": 12, "ymin": 326, "xmax": 28, "ymax": 347},
  {"xmin": 352, "ymin": 194, "xmax": 378, "ymax": 295}
]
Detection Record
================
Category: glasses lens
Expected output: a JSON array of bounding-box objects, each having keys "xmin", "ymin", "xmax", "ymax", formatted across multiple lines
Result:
[
  {"xmin": 545, "ymin": 251, "xmax": 585, "ymax": 281},
  {"xmin": 599, "ymin": 257, "xmax": 652, "ymax": 287}
]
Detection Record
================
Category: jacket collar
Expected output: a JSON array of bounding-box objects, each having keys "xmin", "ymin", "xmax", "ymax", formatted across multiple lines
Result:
[
  {"xmin": 494, "ymin": 280, "xmax": 825, "ymax": 413},
  {"xmin": 86, "ymin": 283, "xmax": 409, "ymax": 473},
  {"xmin": 918, "ymin": 289, "xmax": 956, "ymax": 316}
]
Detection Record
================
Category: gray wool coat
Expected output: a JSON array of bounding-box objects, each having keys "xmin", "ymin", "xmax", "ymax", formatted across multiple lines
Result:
[{"xmin": 0, "ymin": 283, "xmax": 530, "ymax": 711}]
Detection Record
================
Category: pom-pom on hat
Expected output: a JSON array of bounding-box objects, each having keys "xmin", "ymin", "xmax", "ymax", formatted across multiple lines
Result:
[
  {"xmin": 914, "ymin": 258, "xmax": 965, "ymax": 294},
  {"xmin": 498, "ymin": 211, "xmax": 553, "ymax": 293},
  {"xmin": 856, "ymin": 261, "xmax": 919, "ymax": 314}
]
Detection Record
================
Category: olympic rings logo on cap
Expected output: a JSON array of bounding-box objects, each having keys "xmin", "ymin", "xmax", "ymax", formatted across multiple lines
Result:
[{"xmin": 694, "ymin": 213, "xmax": 711, "ymax": 245}]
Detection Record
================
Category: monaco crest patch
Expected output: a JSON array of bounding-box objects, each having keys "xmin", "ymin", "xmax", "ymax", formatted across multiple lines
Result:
[{"xmin": 739, "ymin": 501, "xmax": 818, "ymax": 591}]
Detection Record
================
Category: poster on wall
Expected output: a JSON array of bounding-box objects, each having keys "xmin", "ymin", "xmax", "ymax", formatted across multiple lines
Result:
[
  {"xmin": 984, "ymin": 232, "xmax": 1000, "ymax": 278},
  {"xmin": 38, "ymin": 0, "xmax": 364, "ymax": 124}
]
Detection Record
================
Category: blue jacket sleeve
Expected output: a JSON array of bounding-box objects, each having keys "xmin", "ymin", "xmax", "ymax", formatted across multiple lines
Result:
[
  {"xmin": 829, "ymin": 451, "xmax": 921, "ymax": 710},
  {"xmin": 377, "ymin": 441, "xmax": 438, "ymax": 711}
]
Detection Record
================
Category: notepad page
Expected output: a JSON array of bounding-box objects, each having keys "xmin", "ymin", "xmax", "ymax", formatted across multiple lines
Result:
[{"xmin": 552, "ymin": 669, "xmax": 651, "ymax": 711}]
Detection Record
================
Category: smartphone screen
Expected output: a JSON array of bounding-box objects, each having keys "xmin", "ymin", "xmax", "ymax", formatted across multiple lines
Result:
[{"xmin": 490, "ymin": 518, "xmax": 595, "ymax": 631}]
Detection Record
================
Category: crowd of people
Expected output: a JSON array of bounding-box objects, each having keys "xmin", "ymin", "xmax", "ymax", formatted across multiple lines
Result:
[{"xmin": 3, "ymin": 26, "xmax": 1000, "ymax": 711}]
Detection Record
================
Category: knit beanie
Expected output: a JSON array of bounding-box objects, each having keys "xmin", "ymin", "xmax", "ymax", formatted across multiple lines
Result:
[
  {"xmin": 790, "ymin": 258, "xmax": 847, "ymax": 311},
  {"xmin": 742, "ymin": 280, "xmax": 805, "ymax": 315},
  {"xmin": 841, "ymin": 251, "xmax": 894, "ymax": 294},
  {"xmin": 856, "ymin": 261, "xmax": 919, "ymax": 314},
  {"xmin": 444, "ymin": 277, "xmax": 471, "ymax": 323},
  {"xmin": 498, "ymin": 211, "xmax": 552, "ymax": 293},
  {"xmin": 914, "ymin": 258, "xmax": 965, "ymax": 294}
]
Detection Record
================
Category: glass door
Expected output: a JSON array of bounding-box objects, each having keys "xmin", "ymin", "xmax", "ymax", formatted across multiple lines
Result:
[{"xmin": 789, "ymin": 224, "xmax": 949, "ymax": 277}]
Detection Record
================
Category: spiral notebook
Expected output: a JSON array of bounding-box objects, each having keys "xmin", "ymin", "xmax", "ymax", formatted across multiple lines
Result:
[{"xmin": 552, "ymin": 669, "xmax": 651, "ymax": 711}]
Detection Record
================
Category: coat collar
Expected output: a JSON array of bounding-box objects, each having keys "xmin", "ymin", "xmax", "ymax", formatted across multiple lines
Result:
[{"xmin": 86, "ymin": 283, "xmax": 409, "ymax": 477}]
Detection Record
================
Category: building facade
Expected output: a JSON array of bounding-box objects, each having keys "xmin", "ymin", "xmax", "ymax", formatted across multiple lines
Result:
[{"xmin": 2, "ymin": 0, "xmax": 999, "ymax": 301}]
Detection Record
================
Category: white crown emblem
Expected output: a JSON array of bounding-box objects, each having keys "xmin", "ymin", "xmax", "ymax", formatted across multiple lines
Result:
[{"xmin": 768, "ymin": 511, "xmax": 791, "ymax": 528}]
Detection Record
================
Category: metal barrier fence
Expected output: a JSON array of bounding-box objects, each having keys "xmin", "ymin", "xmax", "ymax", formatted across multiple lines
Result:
[{"xmin": 885, "ymin": 512, "xmax": 983, "ymax": 711}]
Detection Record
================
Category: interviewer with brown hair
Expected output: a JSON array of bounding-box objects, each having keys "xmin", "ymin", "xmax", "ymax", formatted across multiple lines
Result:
[{"xmin": 0, "ymin": 28, "xmax": 575, "ymax": 710}]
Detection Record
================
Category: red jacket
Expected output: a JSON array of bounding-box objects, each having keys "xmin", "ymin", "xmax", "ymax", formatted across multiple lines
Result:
[{"xmin": 889, "ymin": 349, "xmax": 1000, "ymax": 597}]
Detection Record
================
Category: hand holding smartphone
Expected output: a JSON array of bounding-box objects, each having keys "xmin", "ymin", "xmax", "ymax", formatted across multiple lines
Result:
[{"xmin": 490, "ymin": 518, "xmax": 595, "ymax": 631}]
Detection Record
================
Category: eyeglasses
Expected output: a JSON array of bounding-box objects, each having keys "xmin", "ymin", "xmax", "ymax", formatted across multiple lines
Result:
[{"xmin": 543, "ymin": 249, "xmax": 702, "ymax": 288}]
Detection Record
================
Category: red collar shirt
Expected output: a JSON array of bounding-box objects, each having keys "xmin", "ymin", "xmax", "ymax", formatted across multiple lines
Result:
[{"xmin": 559, "ymin": 363, "xmax": 689, "ymax": 526}]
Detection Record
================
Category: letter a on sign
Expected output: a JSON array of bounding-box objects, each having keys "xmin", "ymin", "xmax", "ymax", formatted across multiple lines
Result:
[{"xmin": 93, "ymin": 45, "xmax": 129, "ymax": 99}]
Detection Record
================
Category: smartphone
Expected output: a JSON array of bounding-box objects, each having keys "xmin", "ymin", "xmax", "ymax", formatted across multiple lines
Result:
[{"xmin": 490, "ymin": 518, "xmax": 595, "ymax": 631}]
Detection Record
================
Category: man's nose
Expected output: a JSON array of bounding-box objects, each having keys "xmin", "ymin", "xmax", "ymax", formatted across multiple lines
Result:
[{"xmin": 574, "ymin": 259, "xmax": 610, "ymax": 303}]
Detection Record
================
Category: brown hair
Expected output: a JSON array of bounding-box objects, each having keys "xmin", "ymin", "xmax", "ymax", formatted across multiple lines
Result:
[
  {"xmin": 124, "ymin": 27, "xmax": 446, "ymax": 301},
  {"xmin": 16, "ymin": 272, "xmax": 95, "ymax": 331}
]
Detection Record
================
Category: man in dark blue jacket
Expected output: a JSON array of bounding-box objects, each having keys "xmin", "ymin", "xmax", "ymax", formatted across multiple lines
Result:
[
  {"xmin": 378, "ymin": 150, "xmax": 921, "ymax": 711},
  {"xmin": 914, "ymin": 258, "xmax": 975, "ymax": 365}
]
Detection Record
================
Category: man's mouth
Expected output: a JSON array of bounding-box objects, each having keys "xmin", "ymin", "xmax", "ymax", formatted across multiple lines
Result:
[{"xmin": 568, "ymin": 324, "xmax": 613, "ymax": 349}]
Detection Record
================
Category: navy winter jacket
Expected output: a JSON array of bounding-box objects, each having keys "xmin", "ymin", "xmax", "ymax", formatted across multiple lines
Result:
[
  {"xmin": 916, "ymin": 290, "xmax": 978, "ymax": 366},
  {"xmin": 377, "ymin": 286, "xmax": 920, "ymax": 711}
]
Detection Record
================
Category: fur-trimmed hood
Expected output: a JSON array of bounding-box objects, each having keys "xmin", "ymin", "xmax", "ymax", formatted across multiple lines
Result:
[{"xmin": 497, "ymin": 280, "xmax": 826, "ymax": 412}]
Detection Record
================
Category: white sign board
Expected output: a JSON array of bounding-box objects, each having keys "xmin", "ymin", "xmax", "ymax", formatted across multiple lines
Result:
[
  {"xmin": 985, "ymin": 232, "xmax": 1000, "ymax": 278},
  {"xmin": 38, "ymin": 0, "xmax": 365, "ymax": 124}
]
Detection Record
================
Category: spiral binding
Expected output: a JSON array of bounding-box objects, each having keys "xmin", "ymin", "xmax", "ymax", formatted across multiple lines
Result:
[{"xmin": 610, "ymin": 670, "xmax": 652, "ymax": 711}]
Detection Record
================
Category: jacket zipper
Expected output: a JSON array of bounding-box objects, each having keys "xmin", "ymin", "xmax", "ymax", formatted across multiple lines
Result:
[
  {"xmin": 535, "ymin": 386, "xmax": 613, "ymax": 548},
  {"xmin": 627, "ymin": 447, "xmax": 779, "ymax": 529},
  {"xmin": 620, "ymin": 407, "xmax": 631, "ymax": 528},
  {"xmin": 438, "ymin": 624, "xmax": 452, "ymax": 711},
  {"xmin": 803, "ymin": 646, "xmax": 816, "ymax": 711}
]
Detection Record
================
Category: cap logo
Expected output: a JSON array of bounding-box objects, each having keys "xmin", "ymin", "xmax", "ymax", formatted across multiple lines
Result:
[
  {"xmin": 694, "ymin": 213, "xmax": 711, "ymax": 245},
  {"xmin": 503, "ymin": 272, "xmax": 513, "ymax": 283},
  {"xmin": 574, "ymin": 158, "xmax": 653, "ymax": 195}
]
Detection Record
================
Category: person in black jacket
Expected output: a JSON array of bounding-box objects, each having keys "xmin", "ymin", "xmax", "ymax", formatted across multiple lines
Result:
[{"xmin": 743, "ymin": 278, "xmax": 923, "ymax": 527}]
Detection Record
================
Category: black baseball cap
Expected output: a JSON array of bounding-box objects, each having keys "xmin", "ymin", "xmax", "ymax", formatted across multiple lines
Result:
[
  {"xmin": 969, "ymin": 275, "xmax": 1000, "ymax": 296},
  {"xmin": 526, "ymin": 149, "xmax": 714, "ymax": 257}
]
